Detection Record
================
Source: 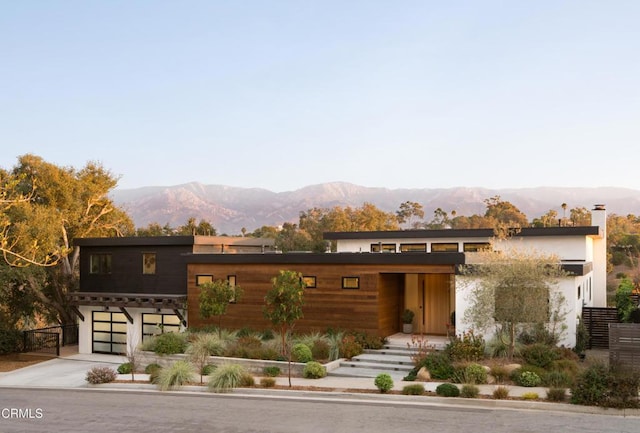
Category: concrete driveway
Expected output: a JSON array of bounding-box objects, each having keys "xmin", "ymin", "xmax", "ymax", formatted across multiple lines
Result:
[{"xmin": 0, "ymin": 353, "xmax": 126, "ymax": 388}]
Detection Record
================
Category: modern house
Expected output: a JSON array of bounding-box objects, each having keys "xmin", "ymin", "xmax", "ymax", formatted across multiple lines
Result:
[{"xmin": 70, "ymin": 206, "xmax": 607, "ymax": 354}]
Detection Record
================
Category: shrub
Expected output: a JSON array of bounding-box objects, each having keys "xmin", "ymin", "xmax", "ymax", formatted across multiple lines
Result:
[
  {"xmin": 460, "ymin": 384, "xmax": 480, "ymax": 398},
  {"xmin": 260, "ymin": 329, "xmax": 275, "ymax": 341},
  {"xmin": 543, "ymin": 370, "xmax": 573, "ymax": 388},
  {"xmin": 202, "ymin": 364, "xmax": 216, "ymax": 376},
  {"xmin": 445, "ymin": 330, "xmax": 485, "ymax": 362},
  {"xmin": 462, "ymin": 363, "xmax": 487, "ymax": 384},
  {"xmin": 153, "ymin": 332, "xmax": 188, "ymax": 355},
  {"xmin": 522, "ymin": 392, "xmax": 539, "ymax": 400},
  {"xmin": 0, "ymin": 328, "xmax": 22, "ymax": 354},
  {"xmin": 517, "ymin": 324, "xmax": 558, "ymax": 346},
  {"xmin": 292, "ymin": 343, "xmax": 313, "ymax": 363},
  {"xmin": 86, "ymin": 366, "xmax": 117, "ymax": 384},
  {"xmin": 117, "ymin": 362, "xmax": 133, "ymax": 374},
  {"xmin": 374, "ymin": 373, "xmax": 394, "ymax": 393},
  {"xmin": 260, "ymin": 377, "xmax": 276, "ymax": 388},
  {"xmin": 550, "ymin": 359, "xmax": 580, "ymax": 377},
  {"xmin": 546, "ymin": 387, "xmax": 567, "ymax": 402},
  {"xmin": 607, "ymin": 366, "xmax": 640, "ymax": 408},
  {"xmin": 224, "ymin": 336, "xmax": 264, "ymax": 359},
  {"xmin": 402, "ymin": 384, "xmax": 425, "ymax": 395},
  {"xmin": 156, "ymin": 360, "xmax": 196, "ymax": 391},
  {"xmin": 421, "ymin": 351, "xmax": 454, "ymax": 380},
  {"xmin": 352, "ymin": 331, "xmax": 385, "ymax": 350},
  {"xmin": 570, "ymin": 363, "xmax": 609, "ymax": 406},
  {"xmin": 520, "ymin": 343, "xmax": 560, "ymax": 369},
  {"xmin": 514, "ymin": 371, "xmax": 542, "ymax": 387},
  {"xmin": 489, "ymin": 365, "xmax": 509, "ymax": 383},
  {"xmin": 435, "ymin": 383, "xmax": 460, "ymax": 397},
  {"xmin": 263, "ymin": 366, "xmax": 281, "ymax": 377},
  {"xmin": 339, "ymin": 334, "xmax": 363, "ymax": 359},
  {"xmin": 144, "ymin": 363, "xmax": 162, "ymax": 374},
  {"xmin": 188, "ymin": 333, "xmax": 225, "ymax": 357},
  {"xmin": 492, "ymin": 386, "xmax": 510, "ymax": 399},
  {"xmin": 207, "ymin": 364, "xmax": 254, "ymax": 393},
  {"xmin": 311, "ymin": 339, "xmax": 331, "ymax": 361},
  {"xmin": 303, "ymin": 361, "xmax": 327, "ymax": 379},
  {"xmin": 236, "ymin": 327, "xmax": 255, "ymax": 338}
]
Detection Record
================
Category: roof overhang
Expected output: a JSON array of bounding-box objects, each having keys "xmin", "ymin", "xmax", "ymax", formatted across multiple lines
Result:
[{"xmin": 67, "ymin": 292, "xmax": 187, "ymax": 310}]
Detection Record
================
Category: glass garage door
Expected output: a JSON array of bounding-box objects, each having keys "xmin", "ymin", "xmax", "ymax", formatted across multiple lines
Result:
[{"xmin": 92, "ymin": 311, "xmax": 127, "ymax": 354}]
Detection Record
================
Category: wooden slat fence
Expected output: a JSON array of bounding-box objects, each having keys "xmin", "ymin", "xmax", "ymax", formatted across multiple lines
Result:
[
  {"xmin": 582, "ymin": 307, "xmax": 619, "ymax": 349},
  {"xmin": 609, "ymin": 323, "xmax": 640, "ymax": 369}
]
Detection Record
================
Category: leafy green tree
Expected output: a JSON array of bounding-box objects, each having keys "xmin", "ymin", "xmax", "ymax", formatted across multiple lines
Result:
[
  {"xmin": 175, "ymin": 217, "xmax": 217, "ymax": 236},
  {"xmin": 396, "ymin": 201, "xmax": 425, "ymax": 228},
  {"xmin": 198, "ymin": 279, "xmax": 243, "ymax": 337},
  {"xmin": 136, "ymin": 222, "xmax": 174, "ymax": 236},
  {"xmin": 483, "ymin": 196, "xmax": 529, "ymax": 228},
  {"xmin": 2, "ymin": 154, "xmax": 134, "ymax": 326},
  {"xmin": 263, "ymin": 270, "xmax": 305, "ymax": 387},
  {"xmin": 460, "ymin": 246, "xmax": 568, "ymax": 359},
  {"xmin": 532, "ymin": 209, "xmax": 559, "ymax": 227},
  {"xmin": 425, "ymin": 207, "xmax": 452, "ymax": 229},
  {"xmin": 570, "ymin": 207, "xmax": 591, "ymax": 226},
  {"xmin": 615, "ymin": 277, "xmax": 636, "ymax": 322}
]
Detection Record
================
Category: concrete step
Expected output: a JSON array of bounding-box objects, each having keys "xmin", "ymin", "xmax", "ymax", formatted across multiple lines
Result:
[
  {"xmin": 329, "ymin": 366, "xmax": 409, "ymax": 380},
  {"xmin": 352, "ymin": 353, "xmax": 413, "ymax": 366},
  {"xmin": 366, "ymin": 348, "xmax": 413, "ymax": 357},
  {"xmin": 339, "ymin": 360, "xmax": 414, "ymax": 372}
]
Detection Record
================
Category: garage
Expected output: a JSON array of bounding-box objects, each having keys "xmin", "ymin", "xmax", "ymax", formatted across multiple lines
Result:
[{"xmin": 92, "ymin": 311, "xmax": 127, "ymax": 354}]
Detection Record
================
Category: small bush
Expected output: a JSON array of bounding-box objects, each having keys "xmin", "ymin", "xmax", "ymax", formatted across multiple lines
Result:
[
  {"xmin": 352, "ymin": 331, "xmax": 385, "ymax": 350},
  {"xmin": 546, "ymin": 387, "xmax": 567, "ymax": 402},
  {"xmin": 292, "ymin": 343, "xmax": 313, "ymax": 363},
  {"xmin": 153, "ymin": 332, "xmax": 188, "ymax": 355},
  {"xmin": 303, "ymin": 361, "xmax": 327, "ymax": 379},
  {"xmin": 117, "ymin": 362, "xmax": 133, "ymax": 374},
  {"xmin": 263, "ymin": 366, "xmax": 281, "ymax": 377},
  {"xmin": 86, "ymin": 366, "xmax": 117, "ymax": 384},
  {"xmin": 460, "ymin": 384, "xmax": 480, "ymax": 398},
  {"xmin": 402, "ymin": 384, "xmax": 425, "ymax": 395},
  {"xmin": 435, "ymin": 383, "xmax": 460, "ymax": 397},
  {"xmin": 0, "ymin": 328, "xmax": 23, "ymax": 355},
  {"xmin": 571, "ymin": 363, "xmax": 609, "ymax": 406},
  {"xmin": 260, "ymin": 377, "xmax": 276, "ymax": 388},
  {"xmin": 463, "ymin": 363, "xmax": 488, "ymax": 384},
  {"xmin": 489, "ymin": 365, "xmax": 509, "ymax": 383},
  {"xmin": 374, "ymin": 373, "xmax": 394, "ymax": 393},
  {"xmin": 522, "ymin": 392, "xmax": 539, "ymax": 400},
  {"xmin": 339, "ymin": 335, "xmax": 363, "ymax": 359},
  {"xmin": 144, "ymin": 363, "xmax": 162, "ymax": 374},
  {"xmin": 207, "ymin": 364, "xmax": 254, "ymax": 393},
  {"xmin": 224, "ymin": 335, "xmax": 264, "ymax": 359},
  {"xmin": 260, "ymin": 329, "xmax": 275, "ymax": 341},
  {"xmin": 157, "ymin": 360, "xmax": 196, "ymax": 391},
  {"xmin": 493, "ymin": 386, "xmax": 510, "ymax": 399},
  {"xmin": 202, "ymin": 364, "xmax": 216, "ymax": 376},
  {"xmin": 520, "ymin": 343, "xmax": 560, "ymax": 369},
  {"xmin": 311, "ymin": 339, "xmax": 331, "ymax": 361},
  {"xmin": 236, "ymin": 327, "xmax": 255, "ymax": 338},
  {"xmin": 543, "ymin": 370, "xmax": 573, "ymax": 388},
  {"xmin": 515, "ymin": 371, "xmax": 542, "ymax": 387},
  {"xmin": 445, "ymin": 330, "xmax": 485, "ymax": 362},
  {"xmin": 607, "ymin": 366, "xmax": 640, "ymax": 408},
  {"xmin": 421, "ymin": 351, "xmax": 454, "ymax": 380}
]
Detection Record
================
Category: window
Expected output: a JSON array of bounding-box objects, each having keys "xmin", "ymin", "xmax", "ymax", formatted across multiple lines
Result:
[
  {"xmin": 370, "ymin": 243, "xmax": 396, "ymax": 253},
  {"xmin": 196, "ymin": 275, "xmax": 213, "ymax": 286},
  {"xmin": 227, "ymin": 275, "xmax": 237, "ymax": 303},
  {"xmin": 141, "ymin": 313, "xmax": 181, "ymax": 341},
  {"xmin": 92, "ymin": 311, "xmax": 126, "ymax": 354},
  {"xmin": 342, "ymin": 276, "xmax": 360, "ymax": 289},
  {"xmin": 400, "ymin": 243, "xmax": 427, "ymax": 252},
  {"xmin": 90, "ymin": 254, "xmax": 112, "ymax": 274},
  {"xmin": 142, "ymin": 253, "xmax": 156, "ymax": 275},
  {"xmin": 463, "ymin": 243, "xmax": 491, "ymax": 252},
  {"xmin": 302, "ymin": 276, "xmax": 316, "ymax": 288},
  {"xmin": 431, "ymin": 243, "xmax": 459, "ymax": 252}
]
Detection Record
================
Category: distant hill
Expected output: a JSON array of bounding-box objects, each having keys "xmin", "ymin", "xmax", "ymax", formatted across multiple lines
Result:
[{"xmin": 111, "ymin": 182, "xmax": 640, "ymax": 235}]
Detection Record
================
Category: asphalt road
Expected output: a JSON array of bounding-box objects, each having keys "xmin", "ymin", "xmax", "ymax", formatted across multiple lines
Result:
[{"xmin": 0, "ymin": 388, "xmax": 638, "ymax": 433}]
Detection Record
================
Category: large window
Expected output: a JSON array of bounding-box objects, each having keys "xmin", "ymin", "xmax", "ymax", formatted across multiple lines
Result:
[
  {"xmin": 143, "ymin": 253, "xmax": 156, "ymax": 275},
  {"xmin": 371, "ymin": 243, "xmax": 396, "ymax": 253},
  {"xmin": 92, "ymin": 311, "xmax": 126, "ymax": 354},
  {"xmin": 431, "ymin": 243, "xmax": 459, "ymax": 252},
  {"xmin": 142, "ymin": 313, "xmax": 181, "ymax": 341},
  {"xmin": 90, "ymin": 254, "xmax": 112, "ymax": 274},
  {"xmin": 463, "ymin": 242, "xmax": 491, "ymax": 252},
  {"xmin": 400, "ymin": 243, "xmax": 427, "ymax": 252}
]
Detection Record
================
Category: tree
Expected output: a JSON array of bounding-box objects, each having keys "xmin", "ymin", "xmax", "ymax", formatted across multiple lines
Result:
[
  {"xmin": 425, "ymin": 207, "xmax": 452, "ymax": 229},
  {"xmin": 136, "ymin": 222, "xmax": 174, "ymax": 236},
  {"xmin": 396, "ymin": 201, "xmax": 425, "ymax": 228},
  {"xmin": 460, "ymin": 245, "xmax": 568, "ymax": 359},
  {"xmin": 570, "ymin": 207, "xmax": 591, "ymax": 226},
  {"xmin": 3, "ymin": 155, "xmax": 134, "ymax": 326},
  {"xmin": 483, "ymin": 196, "xmax": 529, "ymax": 228},
  {"xmin": 175, "ymin": 217, "xmax": 216, "ymax": 236},
  {"xmin": 263, "ymin": 270, "xmax": 305, "ymax": 387},
  {"xmin": 532, "ymin": 209, "xmax": 558, "ymax": 227},
  {"xmin": 198, "ymin": 279, "xmax": 243, "ymax": 337}
]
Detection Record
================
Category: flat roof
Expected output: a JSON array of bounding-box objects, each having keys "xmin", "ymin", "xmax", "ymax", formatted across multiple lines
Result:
[{"xmin": 323, "ymin": 226, "xmax": 600, "ymax": 240}]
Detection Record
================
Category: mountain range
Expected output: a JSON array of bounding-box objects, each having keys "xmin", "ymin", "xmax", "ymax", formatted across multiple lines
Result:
[{"xmin": 111, "ymin": 182, "xmax": 640, "ymax": 235}]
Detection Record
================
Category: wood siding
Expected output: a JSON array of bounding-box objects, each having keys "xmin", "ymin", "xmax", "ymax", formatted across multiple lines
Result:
[{"xmin": 187, "ymin": 263, "xmax": 454, "ymax": 336}]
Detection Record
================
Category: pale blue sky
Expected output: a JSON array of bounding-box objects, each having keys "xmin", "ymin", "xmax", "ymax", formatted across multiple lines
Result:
[{"xmin": 2, "ymin": 1, "xmax": 639, "ymax": 192}]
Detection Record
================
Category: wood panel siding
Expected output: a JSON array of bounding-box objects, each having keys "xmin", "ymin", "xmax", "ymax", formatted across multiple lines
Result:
[{"xmin": 187, "ymin": 262, "xmax": 454, "ymax": 336}]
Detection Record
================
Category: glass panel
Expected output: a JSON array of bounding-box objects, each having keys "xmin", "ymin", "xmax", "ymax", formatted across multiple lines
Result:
[
  {"xmin": 431, "ymin": 243, "xmax": 459, "ymax": 252},
  {"xmin": 370, "ymin": 243, "xmax": 396, "ymax": 253},
  {"xmin": 93, "ymin": 332, "xmax": 112, "ymax": 341},
  {"xmin": 111, "ymin": 313, "xmax": 127, "ymax": 323},
  {"xmin": 143, "ymin": 314, "xmax": 162, "ymax": 324},
  {"xmin": 163, "ymin": 315, "xmax": 181, "ymax": 325},
  {"xmin": 93, "ymin": 312, "xmax": 111, "ymax": 321},
  {"xmin": 93, "ymin": 342, "xmax": 111, "ymax": 353},
  {"xmin": 163, "ymin": 326, "xmax": 180, "ymax": 334},
  {"xmin": 112, "ymin": 323, "xmax": 127, "ymax": 333},
  {"xmin": 111, "ymin": 343, "xmax": 126, "ymax": 354},
  {"xmin": 463, "ymin": 242, "xmax": 491, "ymax": 252},
  {"xmin": 93, "ymin": 322, "xmax": 111, "ymax": 332},
  {"xmin": 400, "ymin": 243, "xmax": 427, "ymax": 252},
  {"xmin": 111, "ymin": 333, "xmax": 127, "ymax": 343},
  {"xmin": 143, "ymin": 253, "xmax": 156, "ymax": 275},
  {"xmin": 143, "ymin": 324, "xmax": 161, "ymax": 334},
  {"xmin": 196, "ymin": 275, "xmax": 213, "ymax": 286},
  {"xmin": 302, "ymin": 276, "xmax": 316, "ymax": 288},
  {"xmin": 342, "ymin": 277, "xmax": 360, "ymax": 289}
]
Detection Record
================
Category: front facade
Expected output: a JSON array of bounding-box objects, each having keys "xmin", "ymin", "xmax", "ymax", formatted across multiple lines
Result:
[{"xmin": 71, "ymin": 206, "xmax": 607, "ymax": 354}]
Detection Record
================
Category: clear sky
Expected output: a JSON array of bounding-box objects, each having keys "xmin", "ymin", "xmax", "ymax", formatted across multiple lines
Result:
[{"xmin": 1, "ymin": 1, "xmax": 639, "ymax": 192}]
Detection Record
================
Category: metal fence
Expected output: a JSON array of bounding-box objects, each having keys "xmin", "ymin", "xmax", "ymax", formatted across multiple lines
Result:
[{"xmin": 22, "ymin": 324, "xmax": 79, "ymax": 357}]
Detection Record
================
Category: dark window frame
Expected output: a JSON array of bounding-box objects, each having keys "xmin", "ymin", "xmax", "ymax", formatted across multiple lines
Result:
[
  {"xmin": 196, "ymin": 275, "xmax": 213, "ymax": 286},
  {"xmin": 400, "ymin": 243, "xmax": 427, "ymax": 252},
  {"xmin": 431, "ymin": 243, "xmax": 459, "ymax": 252},
  {"xmin": 342, "ymin": 276, "xmax": 360, "ymax": 290},
  {"xmin": 463, "ymin": 242, "xmax": 491, "ymax": 252},
  {"xmin": 370, "ymin": 243, "xmax": 397, "ymax": 253},
  {"xmin": 92, "ymin": 311, "xmax": 126, "ymax": 354},
  {"xmin": 142, "ymin": 252, "xmax": 157, "ymax": 275},
  {"xmin": 302, "ymin": 276, "xmax": 317, "ymax": 289},
  {"xmin": 141, "ymin": 313, "xmax": 182, "ymax": 341}
]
